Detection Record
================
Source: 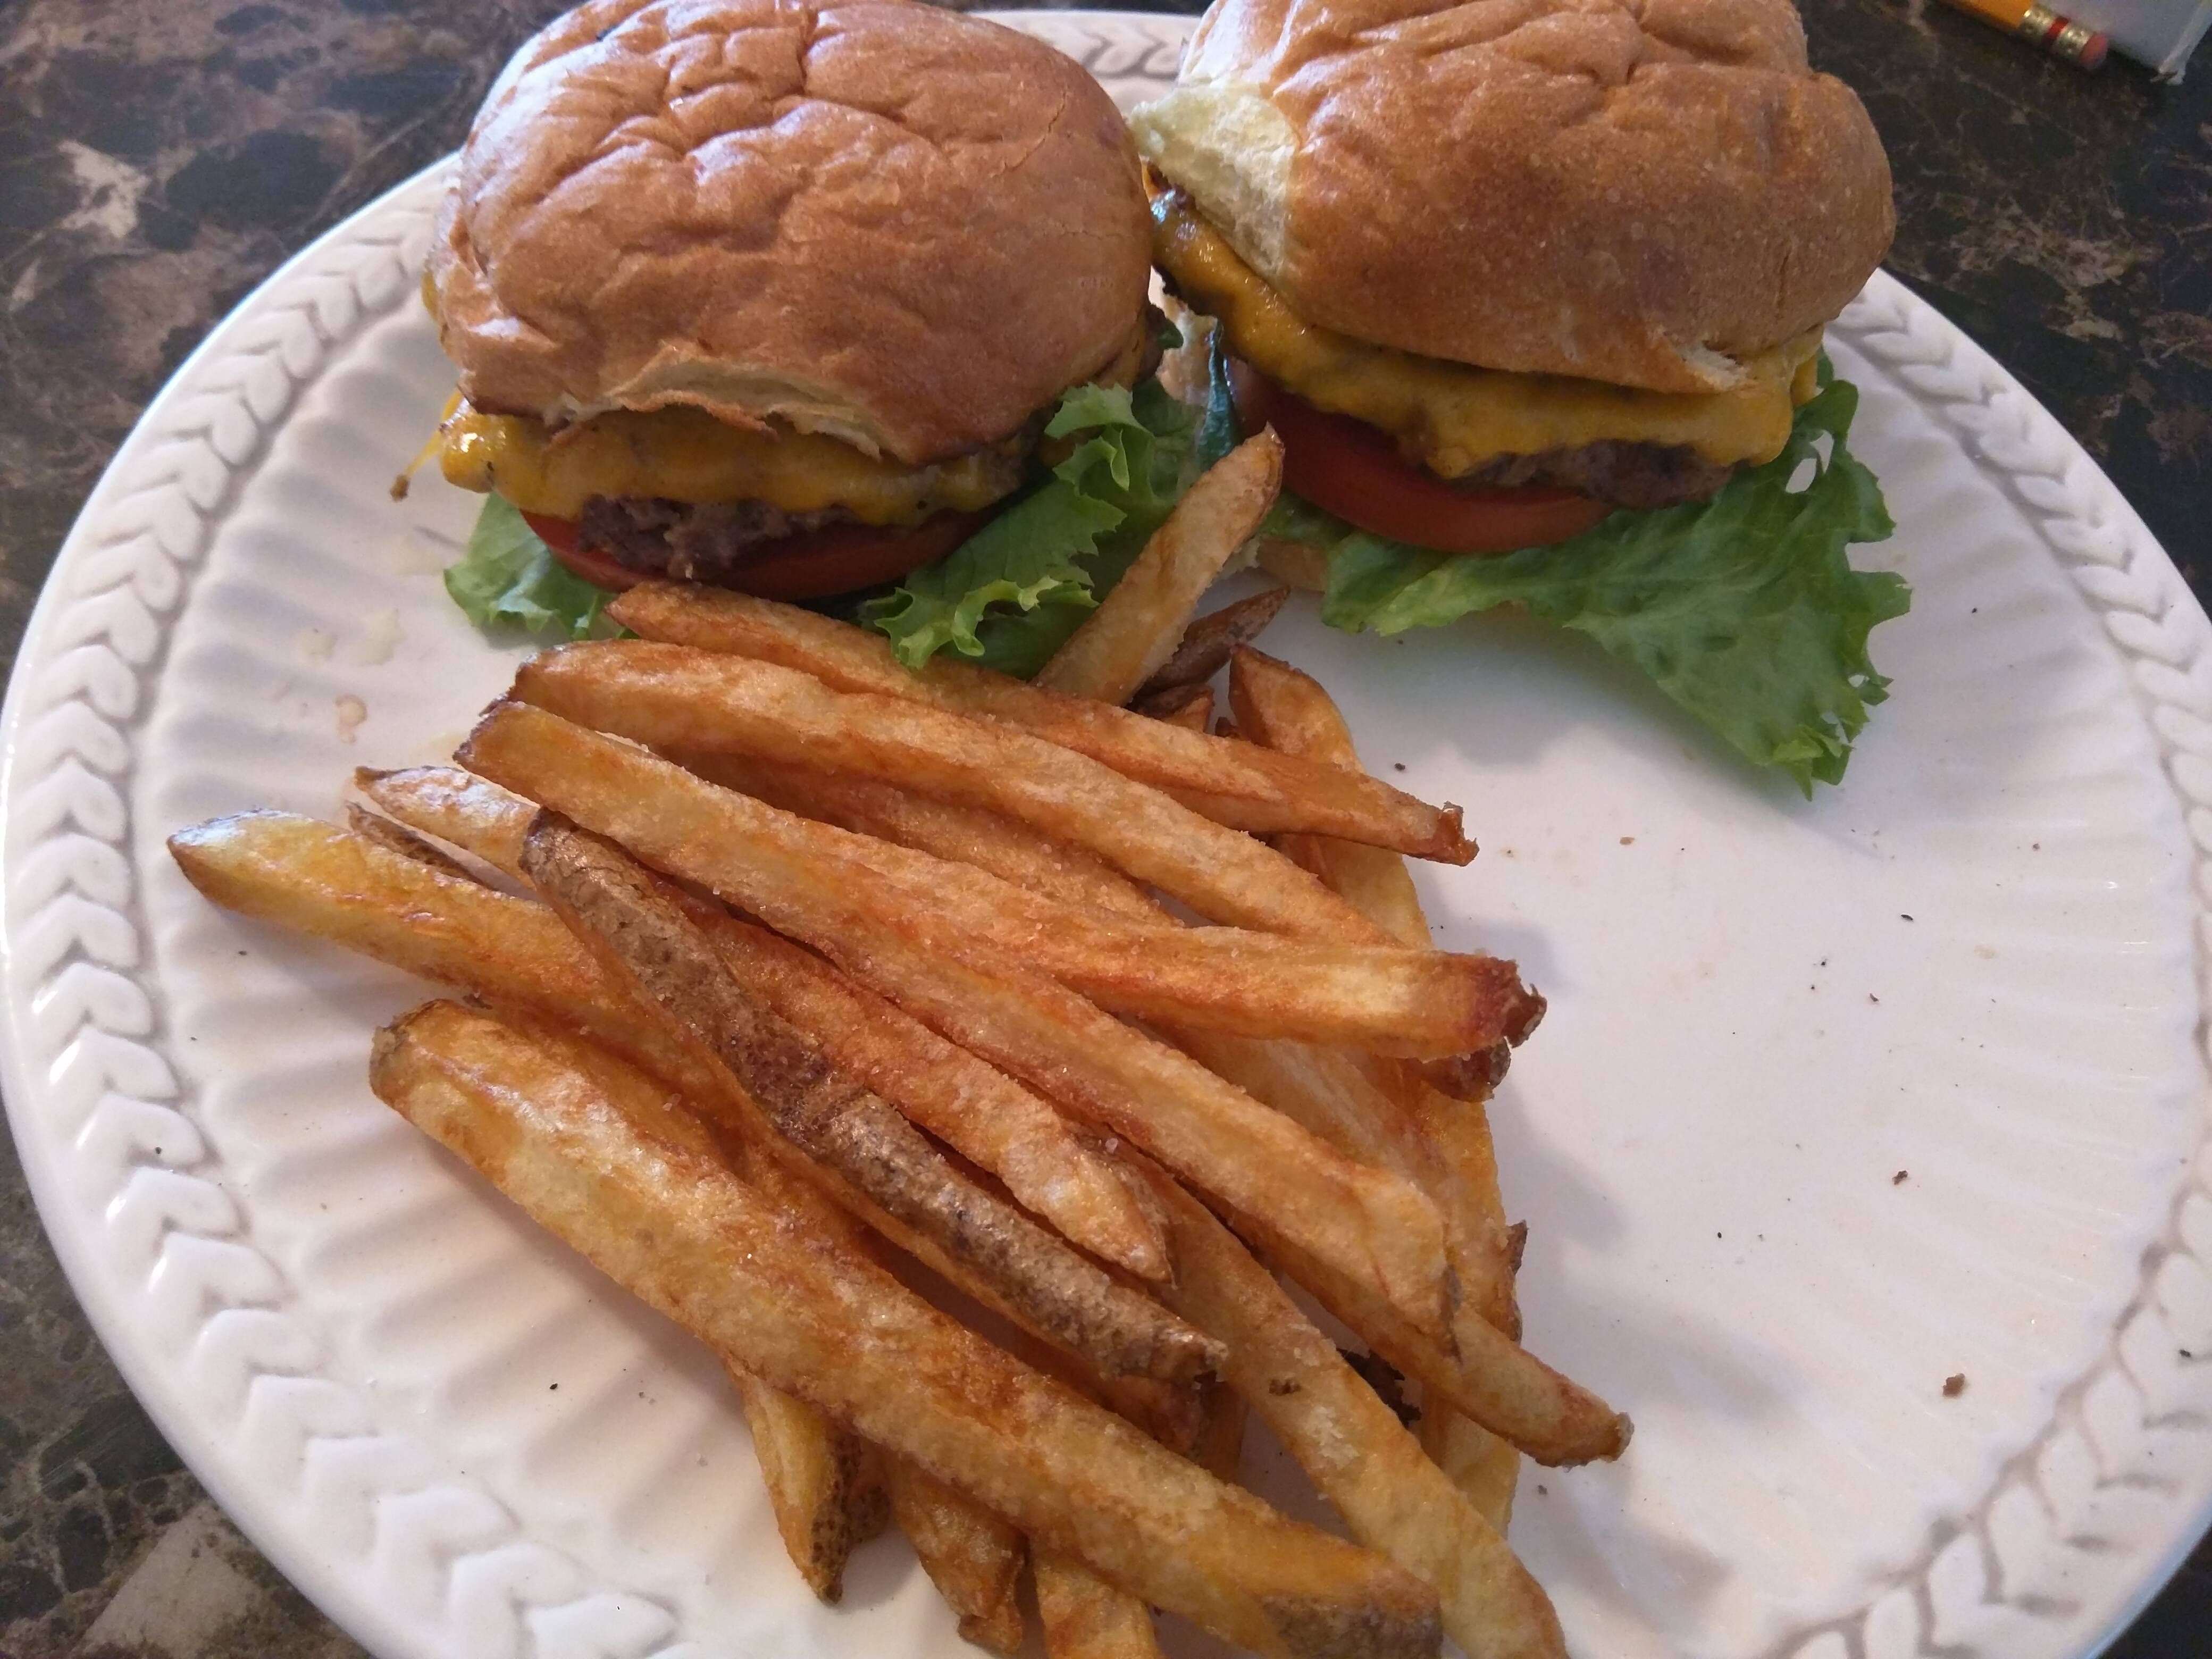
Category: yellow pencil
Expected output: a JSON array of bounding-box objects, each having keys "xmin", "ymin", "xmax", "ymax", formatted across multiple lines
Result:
[{"xmin": 1934, "ymin": 0, "xmax": 2110, "ymax": 69}]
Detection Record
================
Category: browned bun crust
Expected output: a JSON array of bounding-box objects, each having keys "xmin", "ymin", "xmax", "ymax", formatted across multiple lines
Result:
[
  {"xmin": 432, "ymin": 0, "xmax": 1151, "ymax": 464},
  {"xmin": 1135, "ymin": 0, "xmax": 1893, "ymax": 393}
]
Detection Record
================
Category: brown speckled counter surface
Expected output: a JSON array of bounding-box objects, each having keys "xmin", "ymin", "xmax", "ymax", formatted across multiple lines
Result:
[{"xmin": 1, "ymin": 2, "xmax": 2207, "ymax": 1654}]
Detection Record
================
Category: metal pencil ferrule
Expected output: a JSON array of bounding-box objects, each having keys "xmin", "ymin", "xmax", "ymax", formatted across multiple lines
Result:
[{"xmin": 2016, "ymin": 3, "xmax": 2102, "ymax": 63}]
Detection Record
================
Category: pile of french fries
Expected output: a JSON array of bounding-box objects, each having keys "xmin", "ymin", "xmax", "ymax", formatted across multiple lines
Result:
[{"xmin": 170, "ymin": 434, "xmax": 1626, "ymax": 1659}]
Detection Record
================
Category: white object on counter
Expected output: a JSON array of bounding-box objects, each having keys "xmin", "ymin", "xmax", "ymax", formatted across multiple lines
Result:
[{"xmin": 2064, "ymin": 0, "xmax": 2212, "ymax": 76}]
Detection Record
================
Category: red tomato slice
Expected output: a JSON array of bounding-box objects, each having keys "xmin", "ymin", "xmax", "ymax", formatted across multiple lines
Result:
[
  {"xmin": 520, "ymin": 506, "xmax": 991, "ymax": 602},
  {"xmin": 522, "ymin": 512, "xmax": 639, "ymax": 591},
  {"xmin": 1228, "ymin": 363, "xmax": 1613, "ymax": 556}
]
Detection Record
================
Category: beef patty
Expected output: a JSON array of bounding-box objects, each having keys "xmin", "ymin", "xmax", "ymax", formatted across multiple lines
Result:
[
  {"xmin": 577, "ymin": 496, "xmax": 866, "ymax": 583},
  {"xmin": 1447, "ymin": 440, "xmax": 1737, "ymax": 512}
]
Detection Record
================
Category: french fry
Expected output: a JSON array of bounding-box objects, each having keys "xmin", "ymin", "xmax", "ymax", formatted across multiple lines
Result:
[
  {"xmin": 515, "ymin": 642, "xmax": 1388, "ymax": 941},
  {"xmin": 362, "ymin": 769, "xmax": 1170, "ymax": 1280},
  {"xmin": 165, "ymin": 814, "xmax": 1194, "ymax": 1430},
  {"xmin": 1164, "ymin": 1027, "xmax": 1515, "ymax": 1335},
  {"xmin": 1036, "ymin": 1550, "xmax": 1164, "ymax": 1659},
  {"xmin": 605, "ymin": 584, "xmax": 1471, "ymax": 859},
  {"xmin": 679, "ymin": 753, "xmax": 1170, "ymax": 927},
  {"xmin": 728, "ymin": 1364, "xmax": 889, "ymax": 1604},
  {"xmin": 343, "ymin": 801, "xmax": 475, "ymax": 879},
  {"xmin": 1136, "ymin": 586, "xmax": 1291, "ymax": 701},
  {"xmin": 1228, "ymin": 649, "xmax": 1431, "ymax": 951},
  {"xmin": 356, "ymin": 765, "xmax": 532, "ymax": 874},
  {"xmin": 716, "ymin": 1109, "xmax": 1208, "ymax": 1456},
  {"xmin": 169, "ymin": 810, "xmax": 719, "ymax": 1091},
  {"xmin": 456, "ymin": 713, "xmax": 1459, "ymax": 1339},
  {"xmin": 1135, "ymin": 682, "xmax": 1214, "ymax": 731},
  {"xmin": 1127, "ymin": 1159, "xmax": 1566, "ymax": 1659},
  {"xmin": 1243, "ymin": 1121, "xmax": 1619, "ymax": 1465},
  {"xmin": 1226, "ymin": 1204, "xmax": 1625, "ymax": 1467},
  {"xmin": 516, "ymin": 817, "xmax": 1217, "ymax": 1383},
  {"xmin": 1265, "ymin": 1212, "xmax": 1628, "ymax": 1477},
  {"xmin": 386, "ymin": 755, "xmax": 1488, "ymax": 1211},
  {"xmin": 461, "ymin": 705, "xmax": 1541, "ymax": 1060},
  {"xmin": 1036, "ymin": 431, "xmax": 1284, "ymax": 704},
  {"xmin": 1419, "ymin": 1413, "xmax": 1522, "ymax": 1546},
  {"xmin": 889, "ymin": 1461, "xmax": 1027, "ymax": 1653},
  {"xmin": 371, "ymin": 1002, "xmax": 1443, "ymax": 1658},
  {"xmin": 698, "ymin": 911, "xmax": 1171, "ymax": 1282},
  {"xmin": 355, "ymin": 1002, "xmax": 883, "ymax": 1605},
  {"xmin": 1229, "ymin": 645, "xmax": 1527, "ymax": 1520}
]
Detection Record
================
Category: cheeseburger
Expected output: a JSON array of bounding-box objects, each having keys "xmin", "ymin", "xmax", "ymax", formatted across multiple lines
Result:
[
  {"xmin": 1130, "ymin": 0, "xmax": 1910, "ymax": 787},
  {"xmin": 1135, "ymin": 0, "xmax": 1893, "ymax": 549},
  {"xmin": 427, "ymin": 0, "xmax": 1154, "ymax": 603}
]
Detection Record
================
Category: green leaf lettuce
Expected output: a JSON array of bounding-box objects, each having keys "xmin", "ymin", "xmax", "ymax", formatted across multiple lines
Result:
[
  {"xmin": 443, "ymin": 495, "xmax": 611, "ymax": 641},
  {"xmin": 861, "ymin": 380, "xmax": 1208, "ymax": 677},
  {"xmin": 1267, "ymin": 364, "xmax": 1909, "ymax": 792}
]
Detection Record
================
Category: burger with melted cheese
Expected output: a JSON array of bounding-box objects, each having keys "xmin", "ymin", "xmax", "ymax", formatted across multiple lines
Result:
[
  {"xmin": 426, "ymin": 0, "xmax": 1153, "ymax": 604},
  {"xmin": 1136, "ymin": 0, "xmax": 1891, "ymax": 552},
  {"xmin": 1131, "ymin": 0, "xmax": 1911, "ymax": 787}
]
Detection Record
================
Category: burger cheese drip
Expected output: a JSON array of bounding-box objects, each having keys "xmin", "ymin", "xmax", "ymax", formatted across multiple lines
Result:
[
  {"xmin": 437, "ymin": 402, "xmax": 1026, "ymax": 526},
  {"xmin": 1151, "ymin": 191, "xmax": 1822, "ymax": 483}
]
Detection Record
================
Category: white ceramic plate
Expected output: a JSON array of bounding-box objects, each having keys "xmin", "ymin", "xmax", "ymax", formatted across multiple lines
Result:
[{"xmin": 6, "ymin": 13, "xmax": 2211, "ymax": 1659}]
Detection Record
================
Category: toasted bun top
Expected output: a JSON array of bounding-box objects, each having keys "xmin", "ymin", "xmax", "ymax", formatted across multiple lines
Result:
[
  {"xmin": 431, "ymin": 0, "xmax": 1151, "ymax": 464},
  {"xmin": 1133, "ymin": 0, "xmax": 1892, "ymax": 393}
]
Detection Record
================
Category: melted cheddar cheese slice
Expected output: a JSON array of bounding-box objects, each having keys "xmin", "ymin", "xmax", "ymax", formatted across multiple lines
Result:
[
  {"xmin": 438, "ymin": 403, "xmax": 1024, "ymax": 525},
  {"xmin": 1153, "ymin": 193, "xmax": 1822, "ymax": 479}
]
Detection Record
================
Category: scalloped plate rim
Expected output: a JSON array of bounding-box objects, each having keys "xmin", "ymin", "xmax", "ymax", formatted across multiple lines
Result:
[{"xmin": 2, "ymin": 12, "xmax": 2208, "ymax": 1659}]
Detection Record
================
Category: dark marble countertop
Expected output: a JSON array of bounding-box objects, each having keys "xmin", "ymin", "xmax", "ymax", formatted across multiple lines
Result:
[{"xmin": 1, "ymin": 2, "xmax": 2207, "ymax": 1655}]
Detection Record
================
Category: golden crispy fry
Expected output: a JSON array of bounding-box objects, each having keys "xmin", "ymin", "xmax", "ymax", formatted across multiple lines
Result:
[
  {"xmin": 515, "ymin": 642, "xmax": 1385, "ymax": 940},
  {"xmin": 165, "ymin": 814, "xmax": 1193, "ymax": 1428},
  {"xmin": 1420, "ymin": 1412, "xmax": 1521, "ymax": 1543},
  {"xmin": 371, "ymin": 1002, "xmax": 1442, "ymax": 1658},
  {"xmin": 1228, "ymin": 647, "xmax": 1430, "ymax": 950},
  {"xmin": 1036, "ymin": 1550, "xmax": 1164, "ymax": 1659},
  {"xmin": 1228, "ymin": 650, "xmax": 1500, "ymax": 1114},
  {"xmin": 1266, "ymin": 1216, "xmax": 1627, "ymax": 1468},
  {"xmin": 1136, "ymin": 587, "xmax": 1291, "ymax": 701},
  {"xmin": 1135, "ymin": 683, "xmax": 1215, "ymax": 731},
  {"xmin": 169, "ymin": 809, "xmax": 717, "ymax": 1087},
  {"xmin": 604, "ymin": 584, "xmax": 1471, "ymax": 859},
  {"xmin": 1164, "ymin": 1028, "xmax": 1515, "ymax": 1338},
  {"xmin": 1127, "ymin": 1159, "xmax": 1566, "ymax": 1659},
  {"xmin": 952, "ymin": 1295, "xmax": 1172, "ymax": 1659},
  {"xmin": 697, "ymin": 910, "xmax": 1170, "ymax": 1281},
  {"xmin": 462, "ymin": 705, "xmax": 1541, "ymax": 1060},
  {"xmin": 1037, "ymin": 431, "xmax": 1284, "ymax": 704},
  {"xmin": 343, "ymin": 801, "xmax": 476, "ymax": 880},
  {"xmin": 1397, "ymin": 1076, "xmax": 1516, "ymax": 1336},
  {"xmin": 517, "ymin": 817, "xmax": 1217, "ymax": 1382},
  {"xmin": 457, "ymin": 710, "xmax": 1459, "ymax": 1338},
  {"xmin": 1229, "ymin": 645, "xmax": 1528, "ymax": 1520},
  {"xmin": 681, "ymin": 753, "xmax": 1170, "ymax": 927},
  {"xmin": 717, "ymin": 1085, "xmax": 1206, "ymax": 1456},
  {"xmin": 889, "ymin": 1461, "xmax": 1027, "ymax": 1654},
  {"xmin": 380, "ymin": 756, "xmax": 1522, "ymax": 1141},
  {"xmin": 356, "ymin": 765, "xmax": 532, "ymax": 875},
  {"xmin": 363, "ymin": 766, "xmax": 1169, "ymax": 1276},
  {"xmin": 729, "ymin": 1365, "xmax": 889, "ymax": 1603}
]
